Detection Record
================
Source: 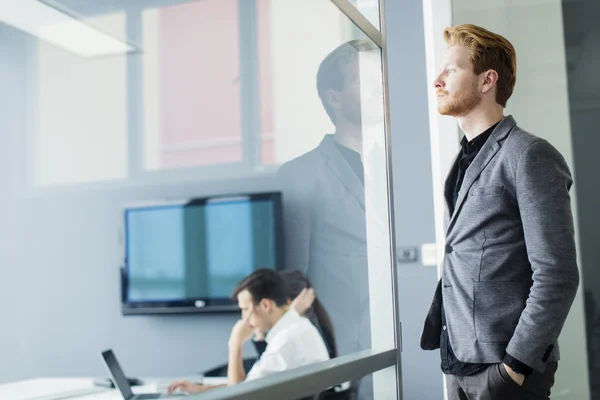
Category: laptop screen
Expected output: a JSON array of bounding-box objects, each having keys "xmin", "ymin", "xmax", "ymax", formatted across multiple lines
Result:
[{"xmin": 102, "ymin": 350, "xmax": 134, "ymax": 399}]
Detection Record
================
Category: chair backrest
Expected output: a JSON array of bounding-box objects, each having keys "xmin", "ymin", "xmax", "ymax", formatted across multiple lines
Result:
[{"xmin": 318, "ymin": 384, "xmax": 355, "ymax": 400}]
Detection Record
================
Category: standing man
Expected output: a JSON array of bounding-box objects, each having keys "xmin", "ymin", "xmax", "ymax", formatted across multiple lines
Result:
[{"xmin": 420, "ymin": 24, "xmax": 580, "ymax": 400}]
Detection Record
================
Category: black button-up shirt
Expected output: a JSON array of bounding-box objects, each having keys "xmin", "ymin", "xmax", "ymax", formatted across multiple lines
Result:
[{"xmin": 334, "ymin": 139, "xmax": 364, "ymax": 185}]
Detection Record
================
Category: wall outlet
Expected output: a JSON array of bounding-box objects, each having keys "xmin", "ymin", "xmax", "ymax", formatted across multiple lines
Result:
[{"xmin": 397, "ymin": 247, "xmax": 418, "ymax": 263}]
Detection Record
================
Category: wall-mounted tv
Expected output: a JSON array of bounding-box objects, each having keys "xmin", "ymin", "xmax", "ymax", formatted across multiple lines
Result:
[{"xmin": 121, "ymin": 192, "xmax": 282, "ymax": 315}]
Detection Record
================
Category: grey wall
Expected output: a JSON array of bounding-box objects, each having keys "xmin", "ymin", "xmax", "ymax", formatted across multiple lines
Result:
[{"xmin": 385, "ymin": 1, "xmax": 444, "ymax": 399}]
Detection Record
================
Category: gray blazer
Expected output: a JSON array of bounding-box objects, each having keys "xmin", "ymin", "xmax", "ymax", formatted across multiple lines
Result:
[
  {"xmin": 278, "ymin": 134, "xmax": 371, "ymax": 359},
  {"xmin": 278, "ymin": 135, "xmax": 373, "ymax": 398},
  {"xmin": 420, "ymin": 115, "xmax": 580, "ymax": 373}
]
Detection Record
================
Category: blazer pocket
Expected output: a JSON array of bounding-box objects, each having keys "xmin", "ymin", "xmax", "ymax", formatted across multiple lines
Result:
[
  {"xmin": 470, "ymin": 185, "xmax": 505, "ymax": 196},
  {"xmin": 473, "ymin": 281, "xmax": 527, "ymax": 343}
]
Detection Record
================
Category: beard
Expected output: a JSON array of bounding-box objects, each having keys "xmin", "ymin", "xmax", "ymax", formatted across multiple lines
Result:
[{"xmin": 437, "ymin": 83, "xmax": 482, "ymax": 117}]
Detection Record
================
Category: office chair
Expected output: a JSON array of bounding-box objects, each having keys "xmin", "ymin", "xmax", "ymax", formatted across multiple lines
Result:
[
  {"xmin": 318, "ymin": 383, "xmax": 354, "ymax": 400},
  {"xmin": 295, "ymin": 384, "xmax": 354, "ymax": 400}
]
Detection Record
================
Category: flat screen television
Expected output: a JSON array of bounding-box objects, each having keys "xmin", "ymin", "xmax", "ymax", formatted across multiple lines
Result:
[{"xmin": 120, "ymin": 192, "xmax": 283, "ymax": 315}]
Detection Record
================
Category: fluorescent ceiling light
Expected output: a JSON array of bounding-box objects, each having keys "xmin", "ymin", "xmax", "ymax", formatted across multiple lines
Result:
[{"xmin": 0, "ymin": 0, "xmax": 134, "ymax": 57}]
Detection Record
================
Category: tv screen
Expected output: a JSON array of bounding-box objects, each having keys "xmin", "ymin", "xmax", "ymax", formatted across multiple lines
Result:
[{"xmin": 121, "ymin": 192, "xmax": 282, "ymax": 315}]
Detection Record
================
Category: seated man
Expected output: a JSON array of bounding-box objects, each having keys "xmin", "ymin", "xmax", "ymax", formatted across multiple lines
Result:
[
  {"xmin": 252, "ymin": 269, "xmax": 337, "ymax": 360},
  {"xmin": 168, "ymin": 269, "xmax": 330, "ymax": 394}
]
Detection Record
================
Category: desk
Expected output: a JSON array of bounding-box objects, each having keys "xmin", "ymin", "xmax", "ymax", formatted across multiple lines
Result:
[
  {"xmin": 0, "ymin": 378, "xmax": 110, "ymax": 400},
  {"xmin": 0, "ymin": 376, "xmax": 225, "ymax": 400}
]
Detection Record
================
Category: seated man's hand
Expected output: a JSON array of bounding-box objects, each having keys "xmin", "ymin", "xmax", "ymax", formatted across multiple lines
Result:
[
  {"xmin": 229, "ymin": 317, "xmax": 254, "ymax": 347},
  {"xmin": 291, "ymin": 288, "xmax": 316, "ymax": 315},
  {"xmin": 168, "ymin": 380, "xmax": 206, "ymax": 394}
]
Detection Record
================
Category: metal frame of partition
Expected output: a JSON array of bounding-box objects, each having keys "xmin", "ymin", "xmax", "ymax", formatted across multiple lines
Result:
[
  {"xmin": 331, "ymin": 0, "xmax": 383, "ymax": 47},
  {"xmin": 187, "ymin": 350, "xmax": 397, "ymax": 400},
  {"xmin": 379, "ymin": 0, "xmax": 404, "ymax": 395},
  {"xmin": 237, "ymin": 0, "xmax": 262, "ymax": 168},
  {"xmin": 184, "ymin": 0, "xmax": 403, "ymax": 398},
  {"xmin": 421, "ymin": 1, "xmax": 456, "ymax": 398}
]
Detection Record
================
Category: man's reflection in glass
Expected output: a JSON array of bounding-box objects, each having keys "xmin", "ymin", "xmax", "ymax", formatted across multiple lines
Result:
[{"xmin": 278, "ymin": 40, "xmax": 385, "ymax": 400}]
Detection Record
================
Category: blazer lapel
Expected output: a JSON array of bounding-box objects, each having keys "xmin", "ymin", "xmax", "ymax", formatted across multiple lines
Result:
[
  {"xmin": 446, "ymin": 116, "xmax": 517, "ymax": 235},
  {"xmin": 444, "ymin": 153, "xmax": 461, "ymax": 229},
  {"xmin": 319, "ymin": 135, "xmax": 365, "ymax": 209}
]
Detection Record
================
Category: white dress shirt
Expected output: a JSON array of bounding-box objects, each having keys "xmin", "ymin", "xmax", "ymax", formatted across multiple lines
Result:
[{"xmin": 245, "ymin": 308, "xmax": 330, "ymax": 381}]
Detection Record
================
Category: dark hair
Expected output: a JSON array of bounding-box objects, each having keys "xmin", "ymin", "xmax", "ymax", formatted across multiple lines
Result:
[
  {"xmin": 232, "ymin": 269, "xmax": 288, "ymax": 307},
  {"xmin": 316, "ymin": 39, "xmax": 379, "ymax": 125},
  {"xmin": 280, "ymin": 270, "xmax": 338, "ymax": 358}
]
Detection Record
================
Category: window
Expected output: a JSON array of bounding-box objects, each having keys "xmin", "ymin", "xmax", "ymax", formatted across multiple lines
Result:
[{"xmin": 141, "ymin": 0, "xmax": 244, "ymax": 170}]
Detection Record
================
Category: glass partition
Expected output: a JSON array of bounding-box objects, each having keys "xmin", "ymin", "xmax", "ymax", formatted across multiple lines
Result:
[{"xmin": 0, "ymin": 0, "xmax": 400, "ymax": 399}]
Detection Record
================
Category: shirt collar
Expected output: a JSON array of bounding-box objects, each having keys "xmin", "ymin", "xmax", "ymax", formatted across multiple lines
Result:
[
  {"xmin": 265, "ymin": 308, "xmax": 300, "ymax": 343},
  {"xmin": 460, "ymin": 121, "xmax": 500, "ymax": 155}
]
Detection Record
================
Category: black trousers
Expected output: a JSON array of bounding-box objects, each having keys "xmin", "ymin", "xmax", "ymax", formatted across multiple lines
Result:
[{"xmin": 446, "ymin": 362, "xmax": 558, "ymax": 400}]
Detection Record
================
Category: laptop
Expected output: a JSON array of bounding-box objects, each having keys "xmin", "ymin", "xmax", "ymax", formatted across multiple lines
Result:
[{"xmin": 101, "ymin": 349, "xmax": 185, "ymax": 399}]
